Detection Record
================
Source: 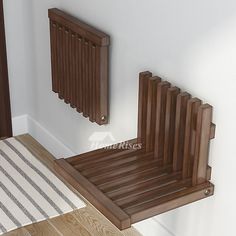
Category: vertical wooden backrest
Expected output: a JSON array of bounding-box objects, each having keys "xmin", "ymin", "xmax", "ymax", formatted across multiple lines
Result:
[
  {"xmin": 137, "ymin": 71, "xmax": 215, "ymax": 184},
  {"xmin": 48, "ymin": 8, "xmax": 110, "ymax": 125}
]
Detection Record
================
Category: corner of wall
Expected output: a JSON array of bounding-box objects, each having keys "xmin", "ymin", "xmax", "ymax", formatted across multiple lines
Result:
[
  {"xmin": 12, "ymin": 114, "xmax": 75, "ymax": 158},
  {"xmin": 12, "ymin": 114, "xmax": 28, "ymax": 136}
]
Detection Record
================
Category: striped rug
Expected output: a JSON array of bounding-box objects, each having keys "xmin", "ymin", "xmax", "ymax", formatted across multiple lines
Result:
[{"xmin": 0, "ymin": 137, "xmax": 85, "ymax": 235}]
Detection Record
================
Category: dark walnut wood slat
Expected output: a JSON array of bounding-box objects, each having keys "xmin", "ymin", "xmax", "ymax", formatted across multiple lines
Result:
[
  {"xmin": 98, "ymin": 165, "xmax": 172, "ymax": 192},
  {"xmin": 55, "ymin": 71, "xmax": 216, "ymax": 230},
  {"xmin": 48, "ymin": 8, "xmax": 110, "ymax": 125}
]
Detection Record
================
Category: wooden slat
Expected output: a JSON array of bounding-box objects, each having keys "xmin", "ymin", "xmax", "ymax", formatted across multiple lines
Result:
[
  {"xmin": 98, "ymin": 165, "xmax": 172, "ymax": 192},
  {"xmin": 78, "ymin": 150, "xmax": 141, "ymax": 172},
  {"xmin": 83, "ymin": 155, "xmax": 153, "ymax": 178},
  {"xmin": 146, "ymin": 76, "xmax": 161, "ymax": 153},
  {"xmin": 49, "ymin": 8, "xmax": 110, "ymax": 46},
  {"xmin": 64, "ymin": 29, "xmax": 69, "ymax": 103},
  {"xmin": 71, "ymin": 33, "xmax": 77, "ymax": 107},
  {"xmin": 95, "ymin": 46, "xmax": 101, "ymax": 123},
  {"xmin": 55, "ymin": 159, "xmax": 131, "ymax": 230},
  {"xmin": 67, "ymin": 138, "xmax": 137, "ymax": 165},
  {"xmin": 88, "ymin": 42, "xmax": 95, "ymax": 122},
  {"xmin": 76, "ymin": 36, "xmax": 83, "ymax": 112},
  {"xmin": 163, "ymin": 87, "xmax": 180, "ymax": 165},
  {"xmin": 75, "ymin": 149, "xmax": 137, "ymax": 170},
  {"xmin": 50, "ymin": 21, "xmax": 58, "ymax": 93},
  {"xmin": 154, "ymin": 81, "xmax": 171, "ymax": 160},
  {"xmin": 92, "ymin": 45, "xmax": 96, "ymax": 121},
  {"xmin": 192, "ymin": 104, "xmax": 213, "ymax": 185},
  {"xmin": 118, "ymin": 180, "xmax": 191, "ymax": 209},
  {"xmin": 79, "ymin": 151, "xmax": 148, "ymax": 175},
  {"xmin": 172, "ymin": 92, "xmax": 191, "ymax": 171},
  {"xmin": 88, "ymin": 158, "xmax": 161, "ymax": 182},
  {"xmin": 68, "ymin": 30, "xmax": 73, "ymax": 104},
  {"xmin": 57, "ymin": 26, "xmax": 64, "ymax": 99},
  {"xmin": 182, "ymin": 98, "xmax": 201, "ymax": 179},
  {"xmin": 82, "ymin": 40, "xmax": 89, "ymax": 117},
  {"xmin": 137, "ymin": 71, "xmax": 152, "ymax": 150},
  {"xmin": 99, "ymin": 46, "xmax": 109, "ymax": 125},
  {"xmin": 126, "ymin": 182, "xmax": 214, "ymax": 224},
  {"xmin": 93, "ymin": 158, "xmax": 162, "ymax": 186},
  {"xmin": 108, "ymin": 172, "xmax": 181, "ymax": 200}
]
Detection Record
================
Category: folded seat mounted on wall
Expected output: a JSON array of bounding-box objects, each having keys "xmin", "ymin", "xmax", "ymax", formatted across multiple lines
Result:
[{"xmin": 48, "ymin": 8, "xmax": 110, "ymax": 125}]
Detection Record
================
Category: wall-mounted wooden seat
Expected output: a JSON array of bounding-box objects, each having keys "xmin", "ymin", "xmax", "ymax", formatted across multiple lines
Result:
[{"xmin": 55, "ymin": 71, "xmax": 215, "ymax": 230}]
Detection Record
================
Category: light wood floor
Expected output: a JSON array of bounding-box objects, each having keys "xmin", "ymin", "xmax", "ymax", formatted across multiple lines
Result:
[{"xmin": 3, "ymin": 134, "xmax": 142, "ymax": 236}]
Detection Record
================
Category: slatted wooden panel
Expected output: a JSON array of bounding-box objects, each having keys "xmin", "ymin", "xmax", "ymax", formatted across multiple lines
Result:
[
  {"xmin": 55, "ymin": 71, "xmax": 215, "ymax": 230},
  {"xmin": 48, "ymin": 8, "xmax": 110, "ymax": 125}
]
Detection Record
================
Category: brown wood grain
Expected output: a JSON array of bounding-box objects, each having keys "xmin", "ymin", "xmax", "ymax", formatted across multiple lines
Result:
[
  {"xmin": 25, "ymin": 221, "xmax": 60, "ymax": 236},
  {"xmin": 192, "ymin": 104, "xmax": 213, "ymax": 185},
  {"xmin": 182, "ymin": 98, "xmax": 201, "ymax": 179},
  {"xmin": 51, "ymin": 70, "xmax": 215, "ymax": 230},
  {"xmin": 154, "ymin": 81, "xmax": 171, "ymax": 160},
  {"xmin": 55, "ymin": 159, "xmax": 131, "ymax": 230},
  {"xmin": 137, "ymin": 71, "xmax": 152, "ymax": 151},
  {"xmin": 146, "ymin": 76, "xmax": 161, "ymax": 153},
  {"xmin": 48, "ymin": 8, "xmax": 109, "ymax": 125},
  {"xmin": 48, "ymin": 213, "xmax": 92, "ymax": 236},
  {"xmin": 48, "ymin": 8, "xmax": 110, "ymax": 46},
  {"xmin": 163, "ymin": 87, "xmax": 180, "ymax": 165},
  {"xmin": 0, "ymin": 0, "xmax": 12, "ymax": 138},
  {"xmin": 172, "ymin": 92, "xmax": 191, "ymax": 171}
]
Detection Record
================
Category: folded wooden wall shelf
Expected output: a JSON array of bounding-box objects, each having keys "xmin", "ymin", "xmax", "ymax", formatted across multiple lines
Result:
[
  {"xmin": 48, "ymin": 8, "xmax": 110, "ymax": 125},
  {"xmin": 55, "ymin": 71, "xmax": 215, "ymax": 230}
]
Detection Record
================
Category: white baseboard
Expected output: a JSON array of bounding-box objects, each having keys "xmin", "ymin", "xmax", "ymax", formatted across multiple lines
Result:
[
  {"xmin": 134, "ymin": 218, "xmax": 175, "ymax": 236},
  {"xmin": 12, "ymin": 115, "xmax": 28, "ymax": 136},
  {"xmin": 12, "ymin": 114, "xmax": 75, "ymax": 159},
  {"xmin": 12, "ymin": 114, "xmax": 175, "ymax": 236},
  {"xmin": 27, "ymin": 116, "xmax": 76, "ymax": 159}
]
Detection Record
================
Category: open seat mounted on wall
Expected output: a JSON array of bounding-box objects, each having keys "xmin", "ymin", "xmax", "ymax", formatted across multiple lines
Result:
[{"xmin": 55, "ymin": 71, "xmax": 216, "ymax": 230}]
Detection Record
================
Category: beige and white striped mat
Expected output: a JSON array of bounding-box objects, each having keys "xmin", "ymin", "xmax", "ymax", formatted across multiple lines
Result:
[{"xmin": 0, "ymin": 137, "xmax": 85, "ymax": 235}]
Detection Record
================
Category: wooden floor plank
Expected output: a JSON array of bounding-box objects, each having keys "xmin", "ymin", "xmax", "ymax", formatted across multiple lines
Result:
[
  {"xmin": 73, "ymin": 205, "xmax": 124, "ymax": 236},
  {"xmin": 24, "ymin": 221, "xmax": 60, "ymax": 236},
  {"xmin": 122, "ymin": 228, "xmax": 143, "ymax": 236},
  {"xmin": 2, "ymin": 228, "xmax": 31, "ymax": 236},
  {"xmin": 48, "ymin": 213, "xmax": 92, "ymax": 236}
]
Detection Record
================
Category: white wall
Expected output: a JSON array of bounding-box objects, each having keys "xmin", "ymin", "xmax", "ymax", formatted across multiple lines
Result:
[
  {"xmin": 3, "ymin": 0, "xmax": 35, "ymax": 117},
  {"xmin": 4, "ymin": 0, "xmax": 236, "ymax": 235}
]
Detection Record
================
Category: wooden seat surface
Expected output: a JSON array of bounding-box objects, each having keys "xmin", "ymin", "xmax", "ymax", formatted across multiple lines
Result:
[{"xmin": 55, "ymin": 71, "xmax": 215, "ymax": 230}]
